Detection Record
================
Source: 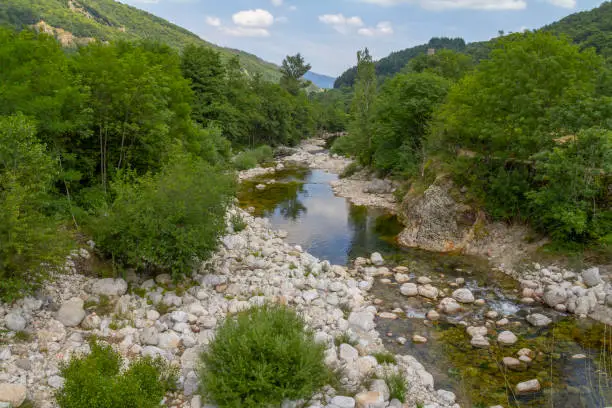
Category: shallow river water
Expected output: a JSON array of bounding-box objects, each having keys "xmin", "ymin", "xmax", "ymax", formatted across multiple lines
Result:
[{"xmin": 239, "ymin": 166, "xmax": 612, "ymax": 408}]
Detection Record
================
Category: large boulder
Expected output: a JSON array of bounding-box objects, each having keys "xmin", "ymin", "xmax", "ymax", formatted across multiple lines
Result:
[
  {"xmin": 90, "ymin": 278, "xmax": 128, "ymax": 297},
  {"xmin": 0, "ymin": 383, "xmax": 26, "ymax": 407},
  {"xmin": 582, "ymin": 267, "xmax": 603, "ymax": 287},
  {"xmin": 543, "ymin": 286, "xmax": 567, "ymax": 307},
  {"xmin": 56, "ymin": 299, "xmax": 86, "ymax": 327}
]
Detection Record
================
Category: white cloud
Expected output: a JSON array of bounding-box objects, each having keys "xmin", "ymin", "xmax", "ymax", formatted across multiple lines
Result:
[
  {"xmin": 358, "ymin": 21, "xmax": 394, "ymax": 36},
  {"xmin": 205, "ymin": 16, "xmax": 221, "ymax": 27},
  {"xmin": 319, "ymin": 13, "xmax": 364, "ymax": 34},
  {"xmin": 271, "ymin": 0, "xmax": 283, "ymax": 6},
  {"xmin": 232, "ymin": 9, "xmax": 275, "ymax": 28},
  {"xmin": 546, "ymin": 0, "xmax": 576, "ymax": 8},
  {"xmin": 360, "ymin": 0, "xmax": 527, "ymax": 10}
]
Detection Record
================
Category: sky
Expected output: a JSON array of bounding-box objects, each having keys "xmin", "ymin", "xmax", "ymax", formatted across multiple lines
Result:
[{"xmin": 119, "ymin": 0, "xmax": 605, "ymax": 77}]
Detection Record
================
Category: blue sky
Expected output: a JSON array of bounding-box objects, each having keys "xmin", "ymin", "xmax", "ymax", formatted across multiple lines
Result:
[{"xmin": 120, "ymin": 0, "xmax": 604, "ymax": 76}]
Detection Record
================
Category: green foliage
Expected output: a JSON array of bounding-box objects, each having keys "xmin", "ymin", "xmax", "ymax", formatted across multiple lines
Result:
[
  {"xmin": 90, "ymin": 153, "xmax": 234, "ymax": 277},
  {"xmin": 406, "ymin": 49, "xmax": 474, "ymax": 81},
  {"xmin": 0, "ymin": 114, "xmax": 71, "ymax": 302},
  {"xmin": 527, "ymin": 128, "xmax": 612, "ymax": 243},
  {"xmin": 340, "ymin": 49, "xmax": 378, "ymax": 165},
  {"xmin": 334, "ymin": 37, "xmax": 466, "ymax": 88},
  {"xmin": 230, "ymin": 214, "xmax": 248, "ymax": 233},
  {"xmin": 280, "ymin": 53, "xmax": 312, "ymax": 95},
  {"xmin": 431, "ymin": 31, "xmax": 612, "ymax": 245},
  {"xmin": 372, "ymin": 351, "xmax": 397, "ymax": 365},
  {"xmin": 371, "ymin": 72, "xmax": 451, "ymax": 176},
  {"xmin": 199, "ymin": 305, "xmax": 328, "ymax": 408},
  {"xmin": 233, "ymin": 145, "xmax": 274, "ymax": 171},
  {"xmin": 384, "ymin": 371, "xmax": 407, "ymax": 403},
  {"xmin": 56, "ymin": 340, "xmax": 177, "ymax": 408}
]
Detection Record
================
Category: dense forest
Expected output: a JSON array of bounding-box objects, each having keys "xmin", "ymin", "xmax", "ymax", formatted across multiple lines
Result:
[
  {"xmin": 334, "ymin": 1, "xmax": 612, "ymax": 88},
  {"xmin": 0, "ymin": 27, "xmax": 321, "ymax": 301},
  {"xmin": 330, "ymin": 32, "xmax": 611, "ymax": 253},
  {"xmin": 0, "ymin": 0, "xmax": 282, "ymax": 81}
]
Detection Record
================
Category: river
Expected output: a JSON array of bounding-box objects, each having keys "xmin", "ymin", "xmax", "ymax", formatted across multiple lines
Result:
[{"xmin": 238, "ymin": 165, "xmax": 612, "ymax": 408}]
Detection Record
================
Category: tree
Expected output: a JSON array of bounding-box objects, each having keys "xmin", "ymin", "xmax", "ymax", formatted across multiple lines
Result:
[
  {"xmin": 347, "ymin": 48, "xmax": 377, "ymax": 164},
  {"xmin": 0, "ymin": 114, "xmax": 71, "ymax": 301},
  {"xmin": 371, "ymin": 72, "xmax": 451, "ymax": 175},
  {"xmin": 280, "ymin": 53, "xmax": 311, "ymax": 95}
]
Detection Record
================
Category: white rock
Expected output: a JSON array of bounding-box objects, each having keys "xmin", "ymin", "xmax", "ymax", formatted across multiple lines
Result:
[
  {"xmin": 526, "ymin": 314, "xmax": 552, "ymax": 327},
  {"xmin": 339, "ymin": 344, "xmax": 359, "ymax": 362},
  {"xmin": 400, "ymin": 283, "xmax": 418, "ymax": 297},
  {"xmin": 56, "ymin": 298, "xmax": 86, "ymax": 327},
  {"xmin": 0, "ymin": 383, "xmax": 26, "ymax": 406},
  {"xmin": 582, "ymin": 267, "xmax": 602, "ymax": 287},
  {"xmin": 515, "ymin": 379, "xmax": 541, "ymax": 394},
  {"xmin": 497, "ymin": 331, "xmax": 518, "ymax": 346},
  {"xmin": 158, "ymin": 331, "xmax": 181, "ymax": 349},
  {"xmin": 90, "ymin": 278, "xmax": 128, "ymax": 296},
  {"xmin": 452, "ymin": 288, "xmax": 475, "ymax": 303},
  {"xmin": 330, "ymin": 396, "xmax": 356, "ymax": 408},
  {"xmin": 5, "ymin": 313, "xmax": 26, "ymax": 332},
  {"xmin": 370, "ymin": 253, "xmax": 384, "ymax": 266}
]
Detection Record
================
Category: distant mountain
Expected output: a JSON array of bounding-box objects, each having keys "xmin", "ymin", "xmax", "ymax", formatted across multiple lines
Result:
[
  {"xmin": 0, "ymin": 0, "xmax": 282, "ymax": 82},
  {"xmin": 334, "ymin": 1, "xmax": 612, "ymax": 88},
  {"xmin": 304, "ymin": 71, "xmax": 336, "ymax": 89}
]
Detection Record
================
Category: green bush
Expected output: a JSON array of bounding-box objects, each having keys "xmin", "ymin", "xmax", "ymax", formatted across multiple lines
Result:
[
  {"xmin": 56, "ymin": 341, "xmax": 177, "ymax": 408},
  {"xmin": 0, "ymin": 114, "xmax": 72, "ymax": 302},
  {"xmin": 89, "ymin": 152, "xmax": 234, "ymax": 277},
  {"xmin": 199, "ymin": 305, "xmax": 329, "ymax": 407},
  {"xmin": 233, "ymin": 145, "xmax": 274, "ymax": 171}
]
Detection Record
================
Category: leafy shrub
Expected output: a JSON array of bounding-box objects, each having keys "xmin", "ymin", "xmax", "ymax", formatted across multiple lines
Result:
[
  {"xmin": 233, "ymin": 146, "xmax": 274, "ymax": 170},
  {"xmin": 528, "ymin": 128, "xmax": 612, "ymax": 243},
  {"xmin": 199, "ymin": 305, "xmax": 329, "ymax": 407},
  {"xmin": 89, "ymin": 152, "xmax": 234, "ymax": 277},
  {"xmin": 56, "ymin": 340, "xmax": 177, "ymax": 408},
  {"xmin": 0, "ymin": 114, "xmax": 72, "ymax": 302}
]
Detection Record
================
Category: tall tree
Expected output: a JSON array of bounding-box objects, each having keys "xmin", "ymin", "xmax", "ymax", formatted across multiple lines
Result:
[
  {"xmin": 280, "ymin": 53, "xmax": 311, "ymax": 95},
  {"xmin": 349, "ymin": 48, "xmax": 377, "ymax": 165}
]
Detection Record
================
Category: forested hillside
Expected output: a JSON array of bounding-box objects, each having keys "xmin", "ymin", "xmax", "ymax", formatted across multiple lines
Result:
[
  {"xmin": 0, "ymin": 0, "xmax": 282, "ymax": 81},
  {"xmin": 335, "ymin": 1, "xmax": 612, "ymax": 88},
  {"xmin": 334, "ymin": 37, "xmax": 466, "ymax": 88}
]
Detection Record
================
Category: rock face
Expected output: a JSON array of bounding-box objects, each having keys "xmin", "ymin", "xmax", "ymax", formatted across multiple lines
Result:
[
  {"xmin": 56, "ymin": 298, "xmax": 86, "ymax": 327},
  {"xmin": 0, "ymin": 383, "xmax": 27, "ymax": 407},
  {"xmin": 90, "ymin": 278, "xmax": 128, "ymax": 297}
]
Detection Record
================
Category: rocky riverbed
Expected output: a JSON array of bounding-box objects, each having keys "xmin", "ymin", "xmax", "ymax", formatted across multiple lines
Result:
[{"xmin": 0, "ymin": 207, "xmax": 459, "ymax": 408}]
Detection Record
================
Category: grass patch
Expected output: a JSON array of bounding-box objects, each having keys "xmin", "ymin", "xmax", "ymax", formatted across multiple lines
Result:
[
  {"xmin": 372, "ymin": 351, "xmax": 396, "ymax": 365},
  {"xmin": 199, "ymin": 305, "xmax": 328, "ymax": 407},
  {"xmin": 385, "ymin": 371, "xmax": 407, "ymax": 403}
]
